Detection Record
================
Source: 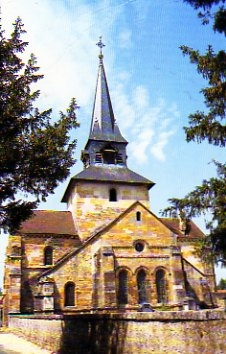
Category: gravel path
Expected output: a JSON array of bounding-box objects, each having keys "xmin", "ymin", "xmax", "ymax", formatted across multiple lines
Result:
[{"xmin": 0, "ymin": 331, "xmax": 52, "ymax": 354}]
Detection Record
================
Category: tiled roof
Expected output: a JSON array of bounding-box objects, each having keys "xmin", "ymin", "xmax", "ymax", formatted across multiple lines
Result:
[
  {"xmin": 38, "ymin": 201, "xmax": 205, "ymax": 279},
  {"xmin": 160, "ymin": 218, "xmax": 205, "ymax": 238},
  {"xmin": 62, "ymin": 165, "xmax": 154, "ymax": 202},
  {"xmin": 17, "ymin": 210, "xmax": 78, "ymax": 235}
]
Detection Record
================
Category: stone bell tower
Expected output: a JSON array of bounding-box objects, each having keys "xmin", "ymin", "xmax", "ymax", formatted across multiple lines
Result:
[{"xmin": 62, "ymin": 38, "xmax": 154, "ymax": 239}]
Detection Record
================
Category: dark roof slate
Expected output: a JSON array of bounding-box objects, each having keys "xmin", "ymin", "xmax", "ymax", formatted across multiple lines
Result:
[
  {"xmin": 88, "ymin": 57, "xmax": 127, "ymax": 143},
  {"xmin": 74, "ymin": 165, "xmax": 154, "ymax": 184},
  {"xmin": 62, "ymin": 165, "xmax": 155, "ymax": 202}
]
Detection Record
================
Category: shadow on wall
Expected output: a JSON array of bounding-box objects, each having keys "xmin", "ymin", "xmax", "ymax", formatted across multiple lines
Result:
[
  {"xmin": 54, "ymin": 284, "xmax": 61, "ymax": 311},
  {"xmin": 20, "ymin": 280, "xmax": 34, "ymax": 313},
  {"xmin": 59, "ymin": 315, "xmax": 128, "ymax": 354}
]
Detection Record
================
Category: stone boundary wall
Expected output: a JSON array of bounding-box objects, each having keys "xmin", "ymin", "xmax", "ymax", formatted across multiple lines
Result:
[{"xmin": 8, "ymin": 310, "xmax": 226, "ymax": 354}]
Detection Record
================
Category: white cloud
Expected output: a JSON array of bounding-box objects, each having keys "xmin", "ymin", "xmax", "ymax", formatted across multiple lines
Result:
[
  {"xmin": 118, "ymin": 29, "xmax": 132, "ymax": 49},
  {"xmin": 133, "ymin": 85, "xmax": 149, "ymax": 110},
  {"xmin": 129, "ymin": 128, "xmax": 155, "ymax": 163},
  {"xmin": 151, "ymin": 130, "xmax": 175, "ymax": 161},
  {"xmin": 1, "ymin": 0, "xmax": 125, "ymax": 111},
  {"xmin": 1, "ymin": 0, "xmax": 179, "ymax": 164},
  {"xmin": 112, "ymin": 82, "xmax": 178, "ymax": 163}
]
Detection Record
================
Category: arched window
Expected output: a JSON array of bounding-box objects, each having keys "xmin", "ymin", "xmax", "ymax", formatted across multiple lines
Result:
[
  {"xmin": 64, "ymin": 282, "xmax": 75, "ymax": 307},
  {"xmin": 44, "ymin": 246, "xmax": 53, "ymax": 266},
  {"xmin": 118, "ymin": 270, "xmax": 128, "ymax": 305},
  {"xmin": 102, "ymin": 144, "xmax": 116, "ymax": 164},
  {"xmin": 136, "ymin": 211, "xmax": 141, "ymax": 221},
  {"xmin": 109, "ymin": 188, "xmax": 117, "ymax": 202},
  {"xmin": 156, "ymin": 269, "xmax": 167, "ymax": 303},
  {"xmin": 137, "ymin": 269, "xmax": 148, "ymax": 304}
]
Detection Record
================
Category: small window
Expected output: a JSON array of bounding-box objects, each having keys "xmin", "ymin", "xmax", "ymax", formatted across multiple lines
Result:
[
  {"xmin": 64, "ymin": 282, "xmax": 75, "ymax": 307},
  {"xmin": 95, "ymin": 153, "xmax": 102, "ymax": 163},
  {"xmin": 44, "ymin": 246, "xmax": 53, "ymax": 266},
  {"xmin": 135, "ymin": 242, "xmax": 144, "ymax": 252},
  {"xmin": 109, "ymin": 188, "xmax": 117, "ymax": 202},
  {"xmin": 136, "ymin": 211, "xmax": 141, "ymax": 221}
]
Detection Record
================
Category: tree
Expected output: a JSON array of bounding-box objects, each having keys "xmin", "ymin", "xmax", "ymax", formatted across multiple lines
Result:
[
  {"xmin": 0, "ymin": 18, "xmax": 79, "ymax": 232},
  {"xmin": 216, "ymin": 278, "xmax": 226, "ymax": 290},
  {"xmin": 163, "ymin": 1, "xmax": 226, "ymax": 264}
]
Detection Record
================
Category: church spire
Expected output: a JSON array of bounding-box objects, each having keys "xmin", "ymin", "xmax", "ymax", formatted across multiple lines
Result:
[
  {"xmin": 88, "ymin": 37, "xmax": 127, "ymax": 143},
  {"xmin": 62, "ymin": 39, "xmax": 155, "ymax": 203}
]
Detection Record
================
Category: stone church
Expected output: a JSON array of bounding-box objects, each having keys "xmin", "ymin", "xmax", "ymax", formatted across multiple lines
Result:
[{"xmin": 3, "ymin": 40, "xmax": 216, "ymax": 323}]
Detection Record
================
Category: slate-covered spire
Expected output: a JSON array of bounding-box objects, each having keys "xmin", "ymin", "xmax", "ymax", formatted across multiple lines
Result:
[
  {"xmin": 62, "ymin": 38, "xmax": 155, "ymax": 203},
  {"xmin": 81, "ymin": 37, "xmax": 128, "ymax": 169},
  {"xmin": 88, "ymin": 37, "xmax": 127, "ymax": 143}
]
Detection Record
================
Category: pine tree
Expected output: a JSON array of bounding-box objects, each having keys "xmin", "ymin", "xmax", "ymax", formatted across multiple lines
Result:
[
  {"xmin": 0, "ymin": 18, "xmax": 79, "ymax": 232},
  {"xmin": 164, "ymin": 1, "xmax": 226, "ymax": 264}
]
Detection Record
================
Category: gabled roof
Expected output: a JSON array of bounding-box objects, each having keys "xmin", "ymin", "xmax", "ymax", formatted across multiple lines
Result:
[
  {"xmin": 17, "ymin": 210, "xmax": 78, "ymax": 236},
  {"xmin": 38, "ymin": 201, "xmax": 150, "ymax": 278},
  {"xmin": 160, "ymin": 218, "xmax": 205, "ymax": 238},
  {"xmin": 39, "ymin": 201, "xmax": 197, "ymax": 279},
  {"xmin": 62, "ymin": 165, "xmax": 155, "ymax": 202}
]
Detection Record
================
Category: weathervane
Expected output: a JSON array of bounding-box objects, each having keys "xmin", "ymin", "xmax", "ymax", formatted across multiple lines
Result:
[{"xmin": 96, "ymin": 36, "xmax": 105, "ymax": 59}]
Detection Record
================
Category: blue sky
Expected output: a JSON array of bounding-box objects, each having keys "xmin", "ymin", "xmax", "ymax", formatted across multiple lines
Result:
[{"xmin": 1, "ymin": 0, "xmax": 225, "ymax": 286}]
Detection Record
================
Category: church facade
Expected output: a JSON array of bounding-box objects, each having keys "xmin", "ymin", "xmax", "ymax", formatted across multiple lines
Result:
[{"xmin": 3, "ymin": 41, "xmax": 216, "ymax": 323}]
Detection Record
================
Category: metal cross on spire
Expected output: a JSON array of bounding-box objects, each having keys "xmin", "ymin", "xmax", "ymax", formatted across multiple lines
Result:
[{"xmin": 96, "ymin": 36, "xmax": 105, "ymax": 59}]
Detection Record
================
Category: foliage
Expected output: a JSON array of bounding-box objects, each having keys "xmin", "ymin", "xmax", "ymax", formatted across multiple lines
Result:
[
  {"xmin": 163, "ymin": 1, "xmax": 226, "ymax": 263},
  {"xmin": 184, "ymin": 0, "xmax": 226, "ymax": 33},
  {"xmin": 216, "ymin": 278, "xmax": 226, "ymax": 289},
  {"xmin": 0, "ymin": 18, "xmax": 79, "ymax": 232}
]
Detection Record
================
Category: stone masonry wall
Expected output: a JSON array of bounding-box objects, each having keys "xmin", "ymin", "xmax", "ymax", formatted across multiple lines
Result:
[
  {"xmin": 8, "ymin": 310, "xmax": 226, "ymax": 354},
  {"xmin": 68, "ymin": 182, "xmax": 150, "ymax": 240}
]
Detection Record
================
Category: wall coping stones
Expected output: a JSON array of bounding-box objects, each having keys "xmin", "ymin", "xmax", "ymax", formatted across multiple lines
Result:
[{"xmin": 9, "ymin": 309, "xmax": 226, "ymax": 322}]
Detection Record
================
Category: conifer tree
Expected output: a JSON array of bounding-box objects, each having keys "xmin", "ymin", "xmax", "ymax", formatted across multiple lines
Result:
[
  {"xmin": 0, "ymin": 18, "xmax": 79, "ymax": 232},
  {"xmin": 164, "ymin": 1, "xmax": 226, "ymax": 264}
]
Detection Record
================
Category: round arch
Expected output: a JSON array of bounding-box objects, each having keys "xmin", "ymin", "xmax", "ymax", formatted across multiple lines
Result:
[
  {"xmin": 116, "ymin": 267, "xmax": 133, "ymax": 306},
  {"xmin": 136, "ymin": 268, "xmax": 149, "ymax": 304},
  {"xmin": 155, "ymin": 268, "xmax": 168, "ymax": 304},
  {"xmin": 64, "ymin": 281, "xmax": 75, "ymax": 307}
]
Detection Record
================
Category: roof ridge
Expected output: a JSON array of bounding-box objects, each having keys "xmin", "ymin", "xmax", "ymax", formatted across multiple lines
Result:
[{"xmin": 38, "ymin": 201, "xmax": 148, "ymax": 279}]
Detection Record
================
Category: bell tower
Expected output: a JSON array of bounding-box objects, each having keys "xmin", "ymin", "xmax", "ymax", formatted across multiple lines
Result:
[
  {"xmin": 81, "ymin": 37, "xmax": 128, "ymax": 169},
  {"xmin": 62, "ymin": 38, "xmax": 154, "ymax": 239}
]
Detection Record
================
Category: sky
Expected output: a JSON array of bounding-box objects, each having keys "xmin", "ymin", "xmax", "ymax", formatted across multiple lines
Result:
[{"xmin": 0, "ymin": 0, "xmax": 225, "ymax": 287}]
